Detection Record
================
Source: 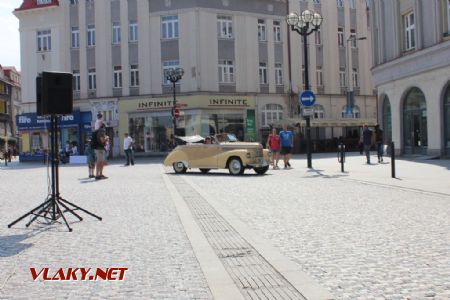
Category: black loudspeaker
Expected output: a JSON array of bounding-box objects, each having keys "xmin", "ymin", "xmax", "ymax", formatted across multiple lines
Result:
[
  {"xmin": 40, "ymin": 72, "xmax": 73, "ymax": 115},
  {"xmin": 36, "ymin": 76, "xmax": 43, "ymax": 116}
]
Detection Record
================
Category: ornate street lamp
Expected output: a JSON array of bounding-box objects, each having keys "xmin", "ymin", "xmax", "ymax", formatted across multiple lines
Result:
[
  {"xmin": 286, "ymin": 10, "xmax": 323, "ymax": 169},
  {"xmin": 166, "ymin": 67, "xmax": 184, "ymax": 145},
  {"xmin": 345, "ymin": 36, "xmax": 366, "ymax": 118}
]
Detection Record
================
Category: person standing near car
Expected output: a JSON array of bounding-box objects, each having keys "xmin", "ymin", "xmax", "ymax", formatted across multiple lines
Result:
[
  {"xmin": 279, "ymin": 124, "xmax": 293, "ymax": 169},
  {"xmin": 123, "ymin": 132, "xmax": 134, "ymax": 166},
  {"xmin": 267, "ymin": 128, "xmax": 281, "ymax": 169}
]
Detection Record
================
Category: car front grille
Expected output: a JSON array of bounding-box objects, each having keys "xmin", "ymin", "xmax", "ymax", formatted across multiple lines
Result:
[{"xmin": 256, "ymin": 148, "xmax": 263, "ymax": 157}]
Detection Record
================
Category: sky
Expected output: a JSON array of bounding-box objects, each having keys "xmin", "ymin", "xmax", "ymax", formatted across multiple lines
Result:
[{"xmin": 0, "ymin": 0, "xmax": 23, "ymax": 71}]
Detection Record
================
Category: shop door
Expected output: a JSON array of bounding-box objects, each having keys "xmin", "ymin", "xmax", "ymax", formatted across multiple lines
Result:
[{"xmin": 404, "ymin": 111, "xmax": 426, "ymax": 155}]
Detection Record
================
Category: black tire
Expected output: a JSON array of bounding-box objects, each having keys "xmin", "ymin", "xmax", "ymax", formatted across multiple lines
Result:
[
  {"xmin": 199, "ymin": 168, "xmax": 210, "ymax": 174},
  {"xmin": 228, "ymin": 157, "xmax": 244, "ymax": 175},
  {"xmin": 254, "ymin": 166, "xmax": 269, "ymax": 175},
  {"xmin": 173, "ymin": 162, "xmax": 187, "ymax": 174}
]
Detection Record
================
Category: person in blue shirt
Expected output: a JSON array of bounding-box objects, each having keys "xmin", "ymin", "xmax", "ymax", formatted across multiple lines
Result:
[{"xmin": 279, "ymin": 124, "xmax": 294, "ymax": 169}]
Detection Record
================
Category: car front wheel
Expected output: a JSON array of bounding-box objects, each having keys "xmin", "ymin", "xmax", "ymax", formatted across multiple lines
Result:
[
  {"xmin": 254, "ymin": 166, "xmax": 269, "ymax": 175},
  {"xmin": 173, "ymin": 162, "xmax": 187, "ymax": 174},
  {"xmin": 228, "ymin": 158, "xmax": 244, "ymax": 175}
]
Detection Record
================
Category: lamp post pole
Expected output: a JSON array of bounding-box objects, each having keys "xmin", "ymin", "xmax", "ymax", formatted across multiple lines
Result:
[
  {"xmin": 286, "ymin": 10, "xmax": 323, "ymax": 169},
  {"xmin": 166, "ymin": 67, "xmax": 184, "ymax": 146},
  {"xmin": 346, "ymin": 36, "xmax": 366, "ymax": 118}
]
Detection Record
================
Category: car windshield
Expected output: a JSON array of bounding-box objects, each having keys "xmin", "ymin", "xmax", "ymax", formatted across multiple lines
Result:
[{"xmin": 215, "ymin": 133, "xmax": 237, "ymax": 143}]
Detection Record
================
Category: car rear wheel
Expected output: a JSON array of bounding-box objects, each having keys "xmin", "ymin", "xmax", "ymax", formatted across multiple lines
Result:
[
  {"xmin": 173, "ymin": 162, "xmax": 187, "ymax": 174},
  {"xmin": 199, "ymin": 168, "xmax": 210, "ymax": 174},
  {"xmin": 254, "ymin": 166, "xmax": 269, "ymax": 175},
  {"xmin": 228, "ymin": 158, "xmax": 244, "ymax": 175}
]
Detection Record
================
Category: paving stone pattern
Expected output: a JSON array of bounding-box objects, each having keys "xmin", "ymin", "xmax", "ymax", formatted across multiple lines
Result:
[
  {"xmin": 181, "ymin": 158, "xmax": 450, "ymax": 300},
  {"xmin": 0, "ymin": 161, "xmax": 212, "ymax": 299},
  {"xmin": 168, "ymin": 175, "xmax": 305, "ymax": 300}
]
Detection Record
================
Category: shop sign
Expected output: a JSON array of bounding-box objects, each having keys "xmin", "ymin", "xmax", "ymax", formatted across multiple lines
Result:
[
  {"xmin": 137, "ymin": 100, "xmax": 174, "ymax": 111},
  {"xmin": 208, "ymin": 97, "xmax": 250, "ymax": 107},
  {"xmin": 16, "ymin": 112, "xmax": 81, "ymax": 131},
  {"xmin": 245, "ymin": 109, "xmax": 257, "ymax": 142}
]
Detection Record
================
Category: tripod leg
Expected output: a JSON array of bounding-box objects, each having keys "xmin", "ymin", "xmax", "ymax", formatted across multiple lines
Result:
[
  {"xmin": 58, "ymin": 198, "xmax": 102, "ymax": 221},
  {"xmin": 8, "ymin": 199, "xmax": 51, "ymax": 228},
  {"xmin": 26, "ymin": 200, "xmax": 53, "ymax": 227},
  {"xmin": 57, "ymin": 199, "xmax": 83, "ymax": 221},
  {"xmin": 55, "ymin": 201, "xmax": 72, "ymax": 232}
]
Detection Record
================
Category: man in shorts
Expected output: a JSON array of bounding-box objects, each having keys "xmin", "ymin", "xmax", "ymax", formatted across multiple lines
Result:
[
  {"xmin": 279, "ymin": 124, "xmax": 294, "ymax": 169},
  {"xmin": 93, "ymin": 124, "xmax": 108, "ymax": 179}
]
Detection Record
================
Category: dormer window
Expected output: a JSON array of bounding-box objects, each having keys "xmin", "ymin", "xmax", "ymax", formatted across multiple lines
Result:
[{"xmin": 37, "ymin": 0, "xmax": 52, "ymax": 4}]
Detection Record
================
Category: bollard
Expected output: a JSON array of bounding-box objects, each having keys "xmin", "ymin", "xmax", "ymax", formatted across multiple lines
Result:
[
  {"xmin": 390, "ymin": 141, "xmax": 395, "ymax": 178},
  {"xmin": 337, "ymin": 143, "xmax": 345, "ymax": 172}
]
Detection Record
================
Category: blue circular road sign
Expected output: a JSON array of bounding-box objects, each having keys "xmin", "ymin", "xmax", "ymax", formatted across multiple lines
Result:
[{"xmin": 299, "ymin": 90, "xmax": 316, "ymax": 107}]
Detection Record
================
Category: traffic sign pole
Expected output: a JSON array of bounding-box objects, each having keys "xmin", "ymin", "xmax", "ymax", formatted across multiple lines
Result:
[{"xmin": 299, "ymin": 90, "xmax": 315, "ymax": 169}]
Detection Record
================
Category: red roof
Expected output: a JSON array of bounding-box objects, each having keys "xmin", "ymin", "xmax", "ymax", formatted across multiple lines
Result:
[{"xmin": 15, "ymin": 0, "xmax": 59, "ymax": 12}]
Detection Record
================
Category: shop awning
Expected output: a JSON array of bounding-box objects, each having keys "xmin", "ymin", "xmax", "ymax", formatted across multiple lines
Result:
[{"xmin": 274, "ymin": 118, "xmax": 377, "ymax": 128}]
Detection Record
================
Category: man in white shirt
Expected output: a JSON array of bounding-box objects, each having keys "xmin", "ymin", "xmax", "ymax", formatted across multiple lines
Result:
[
  {"xmin": 123, "ymin": 133, "xmax": 134, "ymax": 166},
  {"xmin": 94, "ymin": 113, "xmax": 105, "ymax": 130}
]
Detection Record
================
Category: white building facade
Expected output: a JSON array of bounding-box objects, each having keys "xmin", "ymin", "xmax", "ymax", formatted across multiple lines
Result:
[
  {"xmin": 369, "ymin": 0, "xmax": 450, "ymax": 157},
  {"xmin": 15, "ymin": 0, "xmax": 375, "ymax": 155}
]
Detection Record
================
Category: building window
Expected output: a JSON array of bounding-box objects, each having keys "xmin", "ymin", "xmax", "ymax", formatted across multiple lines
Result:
[
  {"xmin": 273, "ymin": 20, "xmax": 281, "ymax": 42},
  {"xmin": 316, "ymin": 67, "xmax": 323, "ymax": 87},
  {"xmin": 259, "ymin": 63, "xmax": 268, "ymax": 84},
  {"xmin": 350, "ymin": 29, "xmax": 357, "ymax": 48},
  {"xmin": 218, "ymin": 60, "xmax": 235, "ymax": 83},
  {"xmin": 37, "ymin": 0, "xmax": 51, "ymax": 4},
  {"xmin": 130, "ymin": 65, "xmax": 139, "ymax": 87},
  {"xmin": 129, "ymin": 21, "xmax": 138, "ymax": 42},
  {"xmin": 87, "ymin": 25, "xmax": 95, "ymax": 46},
  {"xmin": 275, "ymin": 63, "xmax": 283, "ymax": 85},
  {"xmin": 342, "ymin": 105, "xmax": 360, "ymax": 118},
  {"xmin": 352, "ymin": 68, "xmax": 358, "ymax": 87},
  {"xmin": 339, "ymin": 68, "xmax": 346, "ymax": 87},
  {"xmin": 338, "ymin": 27, "xmax": 344, "ymax": 47},
  {"xmin": 73, "ymin": 71, "xmax": 80, "ymax": 91},
  {"xmin": 112, "ymin": 22, "xmax": 121, "ymax": 44},
  {"xmin": 348, "ymin": 0, "xmax": 356, "ymax": 9},
  {"xmin": 313, "ymin": 0, "xmax": 321, "ymax": 4},
  {"xmin": 71, "ymin": 27, "xmax": 79, "ymax": 48},
  {"xmin": 258, "ymin": 19, "xmax": 266, "ymax": 41},
  {"xmin": 113, "ymin": 66, "xmax": 122, "ymax": 88},
  {"xmin": 217, "ymin": 15, "xmax": 233, "ymax": 38},
  {"xmin": 337, "ymin": 0, "xmax": 344, "ymax": 8},
  {"xmin": 313, "ymin": 104, "xmax": 325, "ymax": 119},
  {"xmin": 161, "ymin": 15, "xmax": 179, "ymax": 39},
  {"xmin": 315, "ymin": 28, "xmax": 321, "ymax": 45},
  {"xmin": 70, "ymin": 0, "xmax": 79, "ymax": 4},
  {"xmin": 37, "ymin": 30, "xmax": 51, "ymax": 51},
  {"xmin": 88, "ymin": 69, "xmax": 96, "ymax": 90},
  {"xmin": 404, "ymin": 11, "xmax": 415, "ymax": 51},
  {"xmin": 261, "ymin": 104, "xmax": 283, "ymax": 127},
  {"xmin": 162, "ymin": 60, "xmax": 180, "ymax": 85}
]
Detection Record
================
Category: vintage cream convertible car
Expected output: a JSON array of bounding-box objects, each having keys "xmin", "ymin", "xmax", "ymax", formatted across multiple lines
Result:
[{"xmin": 163, "ymin": 134, "xmax": 270, "ymax": 175}]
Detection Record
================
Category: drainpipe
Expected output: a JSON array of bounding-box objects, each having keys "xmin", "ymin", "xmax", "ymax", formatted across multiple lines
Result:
[{"xmin": 286, "ymin": 0, "xmax": 293, "ymax": 118}]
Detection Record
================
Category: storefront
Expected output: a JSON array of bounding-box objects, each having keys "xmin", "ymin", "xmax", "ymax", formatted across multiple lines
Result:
[
  {"xmin": 119, "ymin": 95, "xmax": 256, "ymax": 154},
  {"xmin": 16, "ymin": 111, "xmax": 92, "ymax": 161}
]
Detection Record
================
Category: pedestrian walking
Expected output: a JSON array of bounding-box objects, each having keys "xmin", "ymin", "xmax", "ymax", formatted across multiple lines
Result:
[
  {"xmin": 266, "ymin": 128, "xmax": 281, "ymax": 169},
  {"xmin": 362, "ymin": 124, "xmax": 373, "ymax": 164},
  {"xmin": 279, "ymin": 124, "xmax": 294, "ymax": 169},
  {"xmin": 85, "ymin": 140, "xmax": 96, "ymax": 178},
  {"xmin": 91, "ymin": 123, "xmax": 108, "ymax": 180},
  {"xmin": 374, "ymin": 124, "xmax": 384, "ymax": 163},
  {"xmin": 123, "ymin": 132, "xmax": 134, "ymax": 166}
]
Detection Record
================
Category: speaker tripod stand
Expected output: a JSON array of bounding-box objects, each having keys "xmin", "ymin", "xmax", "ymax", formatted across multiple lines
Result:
[{"xmin": 8, "ymin": 115, "xmax": 102, "ymax": 232}]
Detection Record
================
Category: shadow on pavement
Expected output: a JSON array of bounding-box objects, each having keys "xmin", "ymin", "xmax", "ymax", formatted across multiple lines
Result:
[
  {"xmin": 0, "ymin": 228, "xmax": 50, "ymax": 257},
  {"xmin": 303, "ymin": 168, "xmax": 349, "ymax": 179},
  {"xmin": 167, "ymin": 171, "xmax": 273, "ymax": 178}
]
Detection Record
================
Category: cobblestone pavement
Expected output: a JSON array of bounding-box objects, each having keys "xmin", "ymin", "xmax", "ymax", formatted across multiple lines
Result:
[
  {"xmin": 172, "ymin": 154, "xmax": 450, "ymax": 300},
  {"xmin": 0, "ymin": 160, "xmax": 212, "ymax": 299}
]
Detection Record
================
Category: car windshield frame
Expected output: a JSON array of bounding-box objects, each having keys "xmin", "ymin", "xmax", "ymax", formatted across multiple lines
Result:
[{"xmin": 215, "ymin": 133, "xmax": 238, "ymax": 143}]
